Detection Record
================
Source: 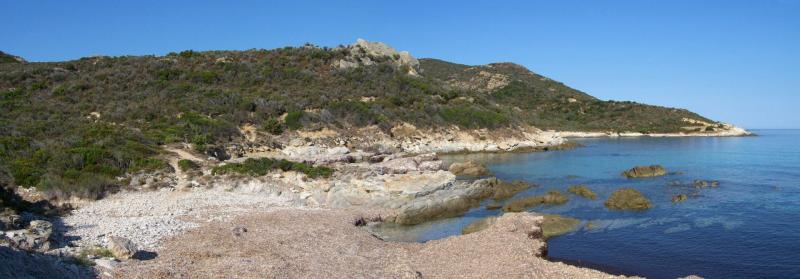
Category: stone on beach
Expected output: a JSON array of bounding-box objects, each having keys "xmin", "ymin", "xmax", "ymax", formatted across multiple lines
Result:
[
  {"xmin": 502, "ymin": 191, "xmax": 569, "ymax": 212},
  {"xmin": 106, "ymin": 236, "xmax": 138, "ymax": 259}
]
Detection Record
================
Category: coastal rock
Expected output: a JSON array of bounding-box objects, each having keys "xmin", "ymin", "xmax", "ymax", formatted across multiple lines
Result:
[
  {"xmin": 448, "ymin": 161, "xmax": 490, "ymax": 177},
  {"xmin": 106, "ymin": 236, "xmax": 138, "ymax": 259},
  {"xmin": 3, "ymin": 220, "xmax": 53, "ymax": 252},
  {"xmin": 539, "ymin": 214, "xmax": 581, "ymax": 239},
  {"xmin": 605, "ymin": 188, "xmax": 652, "ymax": 210},
  {"xmin": 389, "ymin": 178, "xmax": 499, "ymax": 225},
  {"xmin": 375, "ymin": 153, "xmax": 440, "ymax": 174},
  {"xmin": 622, "ymin": 165, "xmax": 666, "ymax": 178},
  {"xmin": 490, "ymin": 180, "xmax": 533, "ymax": 201},
  {"xmin": 502, "ymin": 191, "xmax": 569, "ymax": 212}
]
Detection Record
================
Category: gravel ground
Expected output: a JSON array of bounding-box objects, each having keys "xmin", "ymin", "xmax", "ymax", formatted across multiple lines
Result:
[
  {"xmin": 109, "ymin": 209, "xmax": 635, "ymax": 279},
  {"xmin": 58, "ymin": 187, "xmax": 292, "ymax": 251}
]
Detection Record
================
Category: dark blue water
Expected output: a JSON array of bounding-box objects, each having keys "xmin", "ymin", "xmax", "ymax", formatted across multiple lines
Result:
[{"xmin": 388, "ymin": 130, "xmax": 800, "ymax": 279}]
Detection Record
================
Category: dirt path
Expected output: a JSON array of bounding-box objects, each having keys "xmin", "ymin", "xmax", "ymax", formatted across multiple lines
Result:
[{"xmin": 163, "ymin": 146, "xmax": 207, "ymax": 188}]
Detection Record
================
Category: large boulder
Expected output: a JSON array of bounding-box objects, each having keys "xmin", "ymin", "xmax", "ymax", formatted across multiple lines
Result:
[
  {"xmin": 205, "ymin": 146, "xmax": 231, "ymax": 161},
  {"xmin": 622, "ymin": 165, "xmax": 666, "ymax": 178},
  {"xmin": 390, "ymin": 178, "xmax": 499, "ymax": 225},
  {"xmin": 448, "ymin": 161, "xmax": 490, "ymax": 177},
  {"xmin": 106, "ymin": 236, "xmax": 138, "ymax": 259},
  {"xmin": 3, "ymin": 220, "xmax": 53, "ymax": 252}
]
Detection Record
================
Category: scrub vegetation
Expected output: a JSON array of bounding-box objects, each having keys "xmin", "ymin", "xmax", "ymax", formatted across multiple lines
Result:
[{"xmin": 0, "ymin": 45, "xmax": 715, "ymax": 198}]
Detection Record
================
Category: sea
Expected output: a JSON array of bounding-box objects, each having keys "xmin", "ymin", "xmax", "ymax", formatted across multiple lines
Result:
[{"xmin": 375, "ymin": 129, "xmax": 800, "ymax": 279}]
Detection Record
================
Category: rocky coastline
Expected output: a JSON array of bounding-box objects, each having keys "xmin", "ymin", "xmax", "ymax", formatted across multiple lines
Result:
[{"xmin": 1, "ymin": 123, "xmax": 746, "ymax": 278}]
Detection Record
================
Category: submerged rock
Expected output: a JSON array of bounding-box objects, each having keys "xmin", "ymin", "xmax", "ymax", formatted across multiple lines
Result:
[
  {"xmin": 448, "ymin": 161, "xmax": 490, "ymax": 177},
  {"xmin": 461, "ymin": 216, "xmax": 497, "ymax": 235},
  {"xmin": 502, "ymin": 191, "xmax": 569, "ymax": 212},
  {"xmin": 462, "ymin": 214, "xmax": 579, "ymax": 239},
  {"xmin": 539, "ymin": 214, "xmax": 581, "ymax": 239},
  {"xmin": 566, "ymin": 185, "xmax": 596, "ymax": 200},
  {"xmin": 605, "ymin": 188, "xmax": 652, "ymax": 210},
  {"xmin": 491, "ymin": 180, "xmax": 533, "ymax": 201},
  {"xmin": 693, "ymin": 180, "xmax": 720, "ymax": 188},
  {"xmin": 672, "ymin": 194, "xmax": 688, "ymax": 203},
  {"xmin": 485, "ymin": 203, "xmax": 503, "ymax": 210},
  {"xmin": 622, "ymin": 165, "xmax": 666, "ymax": 178}
]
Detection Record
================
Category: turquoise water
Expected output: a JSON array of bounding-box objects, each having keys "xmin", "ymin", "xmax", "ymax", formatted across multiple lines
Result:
[{"xmin": 395, "ymin": 130, "xmax": 800, "ymax": 278}]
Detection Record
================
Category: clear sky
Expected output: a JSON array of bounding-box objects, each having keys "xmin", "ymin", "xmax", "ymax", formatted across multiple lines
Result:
[{"xmin": 3, "ymin": 0, "xmax": 798, "ymax": 128}]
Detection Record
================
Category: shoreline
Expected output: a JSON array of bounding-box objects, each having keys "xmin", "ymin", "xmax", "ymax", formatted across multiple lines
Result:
[{"xmin": 6, "ymin": 126, "xmax": 757, "ymax": 277}]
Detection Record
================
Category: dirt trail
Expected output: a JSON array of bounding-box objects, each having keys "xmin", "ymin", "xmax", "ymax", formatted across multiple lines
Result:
[{"xmin": 163, "ymin": 146, "xmax": 207, "ymax": 188}]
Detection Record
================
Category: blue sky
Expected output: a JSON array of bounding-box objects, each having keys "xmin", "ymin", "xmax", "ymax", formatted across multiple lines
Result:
[{"xmin": 3, "ymin": 0, "xmax": 798, "ymax": 128}]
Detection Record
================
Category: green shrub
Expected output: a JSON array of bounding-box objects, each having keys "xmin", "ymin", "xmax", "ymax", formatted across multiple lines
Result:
[
  {"xmin": 285, "ymin": 111, "xmax": 304, "ymax": 130},
  {"xmin": 439, "ymin": 106, "xmax": 509, "ymax": 128},
  {"xmin": 177, "ymin": 159, "xmax": 201, "ymax": 172},
  {"xmin": 211, "ymin": 158, "xmax": 333, "ymax": 178},
  {"xmin": 263, "ymin": 117, "xmax": 284, "ymax": 135}
]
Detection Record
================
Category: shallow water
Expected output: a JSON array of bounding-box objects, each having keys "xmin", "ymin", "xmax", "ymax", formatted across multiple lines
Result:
[{"xmin": 381, "ymin": 130, "xmax": 800, "ymax": 279}]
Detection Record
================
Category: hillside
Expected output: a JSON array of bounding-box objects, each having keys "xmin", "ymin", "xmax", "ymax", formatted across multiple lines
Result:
[{"xmin": 0, "ymin": 39, "xmax": 741, "ymax": 198}]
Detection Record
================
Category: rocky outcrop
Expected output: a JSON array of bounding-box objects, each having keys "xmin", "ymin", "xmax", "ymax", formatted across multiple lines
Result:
[
  {"xmin": 622, "ymin": 165, "xmax": 667, "ymax": 178},
  {"xmin": 3, "ymin": 220, "xmax": 53, "ymax": 252},
  {"xmin": 333, "ymin": 39, "xmax": 420, "ymax": 76},
  {"xmin": 374, "ymin": 153, "xmax": 442, "ymax": 174},
  {"xmin": 388, "ymin": 178, "xmax": 502, "ymax": 225},
  {"xmin": 448, "ymin": 161, "xmax": 490, "ymax": 177},
  {"xmin": 605, "ymin": 188, "xmax": 652, "ymax": 210}
]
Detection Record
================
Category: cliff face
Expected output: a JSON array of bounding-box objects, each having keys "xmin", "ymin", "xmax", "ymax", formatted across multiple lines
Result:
[{"xmin": 0, "ymin": 40, "xmax": 748, "ymax": 197}]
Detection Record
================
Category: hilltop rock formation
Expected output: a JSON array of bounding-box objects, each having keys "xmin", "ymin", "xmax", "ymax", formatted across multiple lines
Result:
[{"xmin": 333, "ymin": 38, "xmax": 420, "ymax": 75}]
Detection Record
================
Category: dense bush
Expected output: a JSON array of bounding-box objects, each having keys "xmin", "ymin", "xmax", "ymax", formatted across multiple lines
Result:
[
  {"xmin": 439, "ymin": 106, "xmax": 509, "ymax": 128},
  {"xmin": 211, "ymin": 158, "xmax": 333, "ymax": 178}
]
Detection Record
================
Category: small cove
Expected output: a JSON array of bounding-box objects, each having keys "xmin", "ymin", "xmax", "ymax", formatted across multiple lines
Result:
[{"xmin": 371, "ymin": 130, "xmax": 800, "ymax": 279}]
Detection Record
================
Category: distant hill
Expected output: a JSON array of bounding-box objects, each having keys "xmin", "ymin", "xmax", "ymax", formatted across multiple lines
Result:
[
  {"xmin": 0, "ymin": 51, "xmax": 26, "ymax": 64},
  {"xmin": 0, "ymin": 40, "xmax": 731, "ymax": 198}
]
